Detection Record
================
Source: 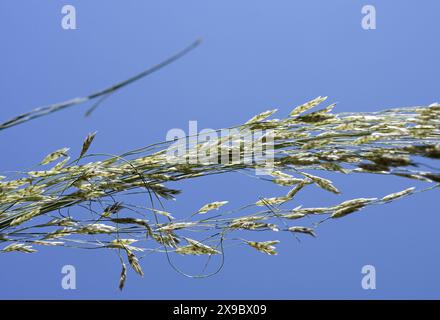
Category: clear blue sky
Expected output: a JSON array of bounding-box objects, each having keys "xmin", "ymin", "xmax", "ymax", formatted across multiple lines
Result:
[{"xmin": 0, "ymin": 0, "xmax": 439, "ymax": 299}]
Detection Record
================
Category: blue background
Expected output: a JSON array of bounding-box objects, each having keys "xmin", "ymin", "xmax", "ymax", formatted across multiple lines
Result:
[{"xmin": 0, "ymin": 0, "xmax": 439, "ymax": 299}]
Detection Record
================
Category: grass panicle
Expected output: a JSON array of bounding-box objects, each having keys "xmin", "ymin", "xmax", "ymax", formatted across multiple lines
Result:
[{"xmin": 1, "ymin": 85, "xmax": 439, "ymax": 288}]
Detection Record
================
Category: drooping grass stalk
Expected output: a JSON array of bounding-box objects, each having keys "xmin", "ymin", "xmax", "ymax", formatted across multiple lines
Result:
[
  {"xmin": 0, "ymin": 95, "xmax": 438, "ymax": 288},
  {"xmin": 0, "ymin": 39, "xmax": 202, "ymax": 131}
]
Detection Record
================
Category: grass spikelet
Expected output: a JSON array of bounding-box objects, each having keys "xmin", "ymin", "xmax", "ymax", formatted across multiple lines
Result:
[
  {"xmin": 331, "ymin": 198, "xmax": 377, "ymax": 218},
  {"xmin": 300, "ymin": 172, "xmax": 340, "ymax": 194},
  {"xmin": 331, "ymin": 206, "xmax": 362, "ymax": 219},
  {"xmin": 10, "ymin": 208, "xmax": 41, "ymax": 226},
  {"xmin": 255, "ymin": 196, "xmax": 288, "ymax": 206},
  {"xmin": 106, "ymin": 239, "xmax": 144, "ymax": 252},
  {"xmin": 289, "ymin": 96, "xmax": 327, "ymax": 117},
  {"xmin": 229, "ymin": 216, "xmax": 267, "ymax": 228},
  {"xmin": 43, "ymin": 228, "xmax": 75, "ymax": 240},
  {"xmin": 76, "ymin": 223, "xmax": 117, "ymax": 234},
  {"xmin": 175, "ymin": 238, "xmax": 220, "ymax": 255},
  {"xmin": 2, "ymin": 243, "xmax": 37, "ymax": 253},
  {"xmin": 110, "ymin": 218, "xmax": 150, "ymax": 230},
  {"xmin": 53, "ymin": 157, "xmax": 71, "ymax": 170},
  {"xmin": 101, "ymin": 202, "xmax": 124, "ymax": 217},
  {"xmin": 293, "ymin": 207, "xmax": 330, "ymax": 215},
  {"xmin": 256, "ymin": 184, "xmax": 308, "ymax": 207},
  {"xmin": 353, "ymin": 133, "xmax": 384, "ymax": 145},
  {"xmin": 197, "ymin": 201, "xmax": 229, "ymax": 214},
  {"xmin": 109, "ymin": 239, "xmax": 138, "ymax": 246},
  {"xmin": 119, "ymin": 263, "xmax": 127, "ymax": 291},
  {"xmin": 244, "ymin": 240, "xmax": 279, "ymax": 255},
  {"xmin": 157, "ymin": 222, "xmax": 198, "ymax": 232},
  {"xmin": 80, "ymin": 131, "xmax": 97, "ymax": 158},
  {"xmin": 381, "ymin": 187, "xmax": 416, "ymax": 202},
  {"xmin": 151, "ymin": 209, "xmax": 175, "ymax": 220},
  {"xmin": 125, "ymin": 248, "xmax": 144, "ymax": 277},
  {"xmin": 40, "ymin": 148, "xmax": 69, "ymax": 165},
  {"xmin": 32, "ymin": 240, "xmax": 65, "ymax": 246},
  {"xmin": 270, "ymin": 171, "xmax": 303, "ymax": 186},
  {"xmin": 273, "ymin": 178, "xmax": 303, "ymax": 186},
  {"xmin": 286, "ymin": 179, "xmax": 311, "ymax": 198},
  {"xmin": 288, "ymin": 226, "xmax": 316, "ymax": 237},
  {"xmin": 282, "ymin": 212, "xmax": 306, "ymax": 220},
  {"xmin": 245, "ymin": 109, "xmax": 278, "ymax": 125},
  {"xmin": 152, "ymin": 232, "xmax": 180, "ymax": 248},
  {"xmin": 47, "ymin": 218, "xmax": 77, "ymax": 227}
]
